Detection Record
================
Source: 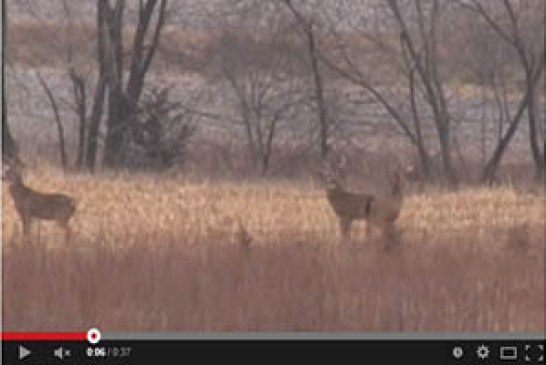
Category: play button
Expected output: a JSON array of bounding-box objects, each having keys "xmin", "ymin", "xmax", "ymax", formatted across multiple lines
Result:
[{"xmin": 19, "ymin": 346, "xmax": 31, "ymax": 360}]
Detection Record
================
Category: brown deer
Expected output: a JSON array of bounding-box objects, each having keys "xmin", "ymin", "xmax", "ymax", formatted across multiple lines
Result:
[
  {"xmin": 2, "ymin": 161, "xmax": 76, "ymax": 241},
  {"xmin": 322, "ymin": 160, "xmax": 406, "ymax": 245}
]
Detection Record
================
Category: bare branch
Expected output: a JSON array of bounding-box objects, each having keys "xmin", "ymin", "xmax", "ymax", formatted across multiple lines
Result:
[{"xmin": 36, "ymin": 72, "xmax": 68, "ymax": 169}]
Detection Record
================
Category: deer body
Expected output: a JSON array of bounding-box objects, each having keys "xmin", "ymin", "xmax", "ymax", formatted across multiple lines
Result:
[
  {"xmin": 326, "ymin": 181, "xmax": 374, "ymax": 237},
  {"xmin": 324, "ymin": 169, "xmax": 404, "ymax": 241},
  {"xmin": 4, "ymin": 165, "xmax": 76, "ymax": 240},
  {"xmin": 366, "ymin": 172, "xmax": 403, "ymax": 240}
]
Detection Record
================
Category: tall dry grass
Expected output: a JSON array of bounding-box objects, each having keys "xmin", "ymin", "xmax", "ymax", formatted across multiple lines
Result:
[{"xmin": 2, "ymin": 168, "xmax": 544, "ymax": 332}]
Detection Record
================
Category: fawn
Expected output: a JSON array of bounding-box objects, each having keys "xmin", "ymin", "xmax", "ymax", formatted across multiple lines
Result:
[{"xmin": 2, "ymin": 161, "xmax": 76, "ymax": 242}]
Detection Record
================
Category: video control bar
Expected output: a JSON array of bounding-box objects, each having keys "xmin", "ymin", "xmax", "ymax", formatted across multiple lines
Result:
[{"xmin": 2, "ymin": 338, "xmax": 544, "ymax": 364}]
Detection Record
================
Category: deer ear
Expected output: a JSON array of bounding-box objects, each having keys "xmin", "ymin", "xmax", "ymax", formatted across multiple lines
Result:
[
  {"xmin": 2, "ymin": 158, "xmax": 12, "ymax": 173},
  {"xmin": 3, "ymin": 156, "xmax": 24, "ymax": 171}
]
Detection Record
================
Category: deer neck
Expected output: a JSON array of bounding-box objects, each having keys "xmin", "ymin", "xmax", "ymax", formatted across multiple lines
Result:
[
  {"xmin": 326, "ymin": 180, "xmax": 344, "ymax": 194},
  {"xmin": 9, "ymin": 176, "xmax": 29, "ymax": 197}
]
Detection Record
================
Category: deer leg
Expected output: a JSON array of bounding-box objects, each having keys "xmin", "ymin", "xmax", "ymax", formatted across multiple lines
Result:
[
  {"xmin": 365, "ymin": 220, "xmax": 372, "ymax": 238},
  {"xmin": 65, "ymin": 226, "xmax": 72, "ymax": 243},
  {"xmin": 58, "ymin": 220, "xmax": 72, "ymax": 243},
  {"xmin": 339, "ymin": 218, "xmax": 352, "ymax": 239},
  {"xmin": 384, "ymin": 222, "xmax": 399, "ymax": 250},
  {"xmin": 21, "ymin": 215, "xmax": 31, "ymax": 237}
]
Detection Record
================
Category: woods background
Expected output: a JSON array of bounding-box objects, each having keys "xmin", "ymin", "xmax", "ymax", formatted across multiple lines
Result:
[{"xmin": 4, "ymin": 0, "xmax": 544, "ymax": 184}]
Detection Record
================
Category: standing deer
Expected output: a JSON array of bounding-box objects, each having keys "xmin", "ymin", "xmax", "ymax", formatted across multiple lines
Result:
[
  {"xmin": 2, "ymin": 161, "xmax": 76, "ymax": 242},
  {"xmin": 322, "ymin": 160, "xmax": 406, "ymax": 245}
]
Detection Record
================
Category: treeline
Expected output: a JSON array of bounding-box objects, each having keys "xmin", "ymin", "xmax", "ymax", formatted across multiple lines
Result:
[{"xmin": 4, "ymin": 0, "xmax": 544, "ymax": 183}]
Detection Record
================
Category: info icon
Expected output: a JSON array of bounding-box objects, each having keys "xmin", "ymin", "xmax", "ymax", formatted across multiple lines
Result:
[{"xmin": 453, "ymin": 346, "xmax": 464, "ymax": 359}]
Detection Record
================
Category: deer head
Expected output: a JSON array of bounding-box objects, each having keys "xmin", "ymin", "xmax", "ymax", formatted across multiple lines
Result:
[
  {"xmin": 2, "ymin": 158, "xmax": 24, "ymax": 185},
  {"xmin": 319, "ymin": 155, "xmax": 348, "ymax": 190}
]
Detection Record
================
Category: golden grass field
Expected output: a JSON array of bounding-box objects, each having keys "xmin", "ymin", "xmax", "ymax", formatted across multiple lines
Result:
[
  {"xmin": 3, "ymin": 168, "xmax": 544, "ymax": 246},
  {"xmin": 2, "ymin": 167, "xmax": 545, "ymax": 332}
]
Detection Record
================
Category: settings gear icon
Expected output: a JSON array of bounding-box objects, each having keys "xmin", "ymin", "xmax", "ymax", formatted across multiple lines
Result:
[{"xmin": 476, "ymin": 344, "xmax": 490, "ymax": 359}]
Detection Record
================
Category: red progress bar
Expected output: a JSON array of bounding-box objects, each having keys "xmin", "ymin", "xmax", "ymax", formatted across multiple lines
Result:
[{"xmin": 1, "ymin": 332, "xmax": 87, "ymax": 341}]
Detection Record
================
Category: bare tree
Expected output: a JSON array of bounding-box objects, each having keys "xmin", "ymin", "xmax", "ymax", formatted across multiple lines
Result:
[
  {"xmin": 320, "ymin": 1, "xmax": 452, "ymax": 182},
  {"xmin": 97, "ymin": 0, "xmax": 168, "ymax": 168},
  {"xmin": 279, "ymin": 0, "xmax": 331, "ymax": 159},
  {"xmin": 210, "ymin": 15, "xmax": 305, "ymax": 175},
  {"xmin": 68, "ymin": 68, "xmax": 87, "ymax": 169},
  {"xmin": 456, "ymin": 20, "xmax": 508, "ymax": 168},
  {"xmin": 6, "ymin": 0, "xmax": 93, "ymax": 169},
  {"xmin": 40, "ymin": 0, "xmax": 170, "ymax": 171},
  {"xmin": 387, "ymin": 0, "xmax": 458, "ymax": 183},
  {"xmin": 36, "ymin": 72, "xmax": 68, "ymax": 169},
  {"xmin": 457, "ymin": 0, "xmax": 545, "ymax": 181}
]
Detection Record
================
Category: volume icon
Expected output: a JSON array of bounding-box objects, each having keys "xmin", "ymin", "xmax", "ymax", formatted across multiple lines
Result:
[
  {"xmin": 54, "ymin": 346, "xmax": 66, "ymax": 360},
  {"xmin": 53, "ymin": 346, "xmax": 63, "ymax": 360}
]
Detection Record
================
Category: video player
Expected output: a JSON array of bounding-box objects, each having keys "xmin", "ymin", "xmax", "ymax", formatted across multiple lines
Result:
[{"xmin": 2, "ymin": 0, "xmax": 544, "ymax": 364}]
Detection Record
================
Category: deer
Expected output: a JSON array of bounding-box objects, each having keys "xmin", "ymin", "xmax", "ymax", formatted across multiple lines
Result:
[
  {"xmin": 2, "ymin": 160, "xmax": 76, "ymax": 242},
  {"xmin": 321, "ymin": 158, "xmax": 407, "ymax": 246}
]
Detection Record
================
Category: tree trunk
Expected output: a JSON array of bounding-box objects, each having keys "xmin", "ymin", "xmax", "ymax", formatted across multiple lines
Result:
[
  {"xmin": 408, "ymin": 67, "xmax": 432, "ymax": 179},
  {"xmin": 482, "ymin": 51, "xmax": 545, "ymax": 183},
  {"xmin": 85, "ymin": 1, "xmax": 109, "ymax": 172},
  {"xmin": 103, "ymin": 91, "xmax": 129, "ymax": 168},
  {"xmin": 2, "ymin": 1, "xmax": 18, "ymax": 162},
  {"xmin": 437, "ymin": 117, "xmax": 456, "ymax": 183},
  {"xmin": 102, "ymin": 0, "xmax": 126, "ymax": 168},
  {"xmin": 524, "ymin": 68, "xmax": 543, "ymax": 180},
  {"xmin": 306, "ymin": 25, "xmax": 329, "ymax": 159},
  {"xmin": 85, "ymin": 77, "xmax": 106, "ymax": 171},
  {"xmin": 69, "ymin": 70, "xmax": 87, "ymax": 169}
]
